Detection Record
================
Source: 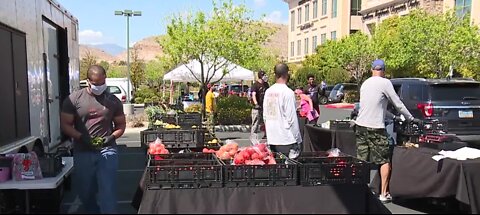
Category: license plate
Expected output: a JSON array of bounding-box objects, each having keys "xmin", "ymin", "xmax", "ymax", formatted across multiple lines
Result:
[{"xmin": 459, "ymin": 110, "xmax": 474, "ymax": 119}]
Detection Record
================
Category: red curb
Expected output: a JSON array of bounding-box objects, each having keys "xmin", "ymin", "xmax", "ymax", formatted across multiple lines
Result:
[{"xmin": 324, "ymin": 104, "xmax": 355, "ymax": 109}]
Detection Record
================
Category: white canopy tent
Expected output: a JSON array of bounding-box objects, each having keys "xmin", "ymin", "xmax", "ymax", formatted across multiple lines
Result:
[
  {"xmin": 163, "ymin": 59, "xmax": 255, "ymax": 83},
  {"xmin": 162, "ymin": 59, "xmax": 255, "ymax": 104}
]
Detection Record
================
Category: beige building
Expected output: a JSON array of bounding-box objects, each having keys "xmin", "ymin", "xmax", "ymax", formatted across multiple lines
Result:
[
  {"xmin": 360, "ymin": 0, "xmax": 480, "ymax": 35},
  {"xmin": 283, "ymin": 0, "xmax": 363, "ymax": 63}
]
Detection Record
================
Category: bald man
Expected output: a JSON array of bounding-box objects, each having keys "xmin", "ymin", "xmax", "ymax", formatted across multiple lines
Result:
[{"xmin": 61, "ymin": 65, "xmax": 126, "ymax": 213}]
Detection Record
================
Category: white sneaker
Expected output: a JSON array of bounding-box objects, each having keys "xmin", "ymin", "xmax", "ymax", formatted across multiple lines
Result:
[{"xmin": 379, "ymin": 194, "xmax": 392, "ymax": 203}]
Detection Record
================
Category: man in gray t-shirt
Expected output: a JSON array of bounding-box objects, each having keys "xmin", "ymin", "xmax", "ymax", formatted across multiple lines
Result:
[
  {"xmin": 355, "ymin": 59, "xmax": 420, "ymax": 203},
  {"xmin": 61, "ymin": 65, "xmax": 126, "ymax": 213}
]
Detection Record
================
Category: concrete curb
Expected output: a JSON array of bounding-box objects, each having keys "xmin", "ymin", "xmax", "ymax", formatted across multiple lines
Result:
[{"xmin": 214, "ymin": 125, "xmax": 251, "ymax": 133}]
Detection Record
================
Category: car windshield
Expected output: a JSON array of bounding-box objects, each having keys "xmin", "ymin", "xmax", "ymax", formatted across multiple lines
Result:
[
  {"xmin": 430, "ymin": 83, "xmax": 480, "ymax": 101},
  {"xmin": 230, "ymin": 85, "xmax": 248, "ymax": 92},
  {"xmin": 332, "ymin": 84, "xmax": 342, "ymax": 91}
]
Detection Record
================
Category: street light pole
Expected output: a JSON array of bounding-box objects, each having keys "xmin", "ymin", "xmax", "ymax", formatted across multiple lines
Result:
[
  {"xmin": 126, "ymin": 13, "xmax": 130, "ymax": 103},
  {"xmin": 115, "ymin": 9, "xmax": 141, "ymax": 106}
]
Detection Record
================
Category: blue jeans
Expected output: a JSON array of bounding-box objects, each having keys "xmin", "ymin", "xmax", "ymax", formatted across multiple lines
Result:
[{"xmin": 73, "ymin": 147, "xmax": 118, "ymax": 214}]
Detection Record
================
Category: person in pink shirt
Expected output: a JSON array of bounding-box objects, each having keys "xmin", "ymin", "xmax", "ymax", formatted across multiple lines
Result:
[{"xmin": 295, "ymin": 87, "xmax": 319, "ymax": 124}]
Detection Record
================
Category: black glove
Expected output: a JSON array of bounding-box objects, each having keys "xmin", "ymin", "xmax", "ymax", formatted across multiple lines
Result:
[
  {"xmin": 103, "ymin": 135, "xmax": 116, "ymax": 146},
  {"xmin": 410, "ymin": 117, "xmax": 423, "ymax": 124},
  {"xmin": 254, "ymin": 104, "xmax": 261, "ymax": 109}
]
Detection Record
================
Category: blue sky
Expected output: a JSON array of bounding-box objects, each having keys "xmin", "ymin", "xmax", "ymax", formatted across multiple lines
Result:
[{"xmin": 57, "ymin": 0, "xmax": 289, "ymax": 48}]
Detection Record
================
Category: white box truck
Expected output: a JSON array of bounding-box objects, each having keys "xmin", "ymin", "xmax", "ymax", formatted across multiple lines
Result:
[
  {"xmin": 0, "ymin": 0, "xmax": 80, "ymax": 156},
  {"xmin": 1, "ymin": 0, "xmax": 80, "ymax": 212}
]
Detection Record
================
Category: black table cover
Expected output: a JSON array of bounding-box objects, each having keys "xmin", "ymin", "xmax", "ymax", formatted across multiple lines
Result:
[
  {"xmin": 132, "ymin": 170, "xmax": 390, "ymax": 214},
  {"xmin": 302, "ymin": 124, "xmax": 357, "ymax": 156},
  {"xmin": 386, "ymin": 146, "xmax": 480, "ymax": 213}
]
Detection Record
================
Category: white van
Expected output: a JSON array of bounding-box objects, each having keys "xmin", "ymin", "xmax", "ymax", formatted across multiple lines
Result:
[{"xmin": 106, "ymin": 78, "xmax": 134, "ymax": 102}]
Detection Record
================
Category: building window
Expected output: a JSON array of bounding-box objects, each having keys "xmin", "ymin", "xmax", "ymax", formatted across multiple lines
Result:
[
  {"xmin": 298, "ymin": 8, "xmax": 302, "ymax": 25},
  {"xmin": 455, "ymin": 0, "xmax": 472, "ymax": 18},
  {"xmin": 305, "ymin": 4, "xmax": 310, "ymax": 22},
  {"xmin": 291, "ymin": 10, "xmax": 295, "ymax": 32},
  {"xmin": 313, "ymin": 1, "xmax": 318, "ymax": 18},
  {"xmin": 350, "ymin": 30, "xmax": 359, "ymax": 35},
  {"xmin": 304, "ymin": 38, "xmax": 309, "ymax": 55},
  {"xmin": 322, "ymin": 0, "xmax": 327, "ymax": 16},
  {"xmin": 321, "ymin": 33, "xmax": 326, "ymax": 45},
  {"xmin": 297, "ymin": 40, "xmax": 301, "ymax": 56},
  {"xmin": 290, "ymin": 42, "xmax": 295, "ymax": 57},
  {"xmin": 312, "ymin": 36, "xmax": 318, "ymax": 52},
  {"xmin": 331, "ymin": 31, "xmax": 337, "ymax": 40},
  {"xmin": 332, "ymin": 0, "xmax": 337, "ymax": 18},
  {"xmin": 350, "ymin": 0, "xmax": 362, "ymax": 16}
]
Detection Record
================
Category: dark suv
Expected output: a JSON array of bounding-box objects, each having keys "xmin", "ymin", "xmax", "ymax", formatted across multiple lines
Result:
[{"xmin": 390, "ymin": 78, "xmax": 480, "ymax": 143}]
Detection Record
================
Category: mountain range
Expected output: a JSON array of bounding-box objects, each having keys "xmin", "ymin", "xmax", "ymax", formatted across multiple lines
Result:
[{"xmin": 79, "ymin": 22, "xmax": 287, "ymax": 63}]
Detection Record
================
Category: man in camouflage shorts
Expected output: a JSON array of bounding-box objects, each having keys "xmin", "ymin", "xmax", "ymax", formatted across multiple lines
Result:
[
  {"xmin": 356, "ymin": 127, "xmax": 390, "ymax": 165},
  {"xmin": 355, "ymin": 59, "xmax": 420, "ymax": 203}
]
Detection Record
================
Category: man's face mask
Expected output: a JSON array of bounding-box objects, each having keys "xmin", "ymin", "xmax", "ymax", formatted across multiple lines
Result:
[
  {"xmin": 88, "ymin": 81, "xmax": 107, "ymax": 96},
  {"xmin": 262, "ymin": 75, "xmax": 268, "ymax": 82}
]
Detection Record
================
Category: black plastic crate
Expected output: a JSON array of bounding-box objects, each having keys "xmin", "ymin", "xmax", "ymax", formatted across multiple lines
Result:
[
  {"xmin": 297, "ymin": 152, "xmax": 370, "ymax": 186},
  {"xmin": 146, "ymin": 153, "xmax": 223, "ymax": 190},
  {"xmin": 177, "ymin": 113, "xmax": 202, "ymax": 127},
  {"xmin": 161, "ymin": 114, "xmax": 177, "ymax": 125},
  {"xmin": 222, "ymin": 153, "xmax": 299, "ymax": 187},
  {"xmin": 330, "ymin": 120, "xmax": 353, "ymax": 130},
  {"xmin": 39, "ymin": 154, "xmax": 64, "ymax": 178},
  {"xmin": 141, "ymin": 128, "xmax": 206, "ymax": 149}
]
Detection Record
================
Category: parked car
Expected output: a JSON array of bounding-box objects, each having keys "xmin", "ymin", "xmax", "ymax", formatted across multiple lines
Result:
[
  {"xmin": 319, "ymin": 85, "xmax": 335, "ymax": 105},
  {"xmin": 107, "ymin": 85, "xmax": 128, "ymax": 103},
  {"xmin": 227, "ymin": 84, "xmax": 249, "ymax": 96},
  {"xmin": 389, "ymin": 78, "xmax": 480, "ymax": 143},
  {"xmin": 328, "ymin": 83, "xmax": 358, "ymax": 103}
]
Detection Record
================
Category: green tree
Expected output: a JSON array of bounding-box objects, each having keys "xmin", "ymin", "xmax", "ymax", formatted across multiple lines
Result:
[
  {"xmin": 108, "ymin": 65, "xmax": 126, "ymax": 78},
  {"xmin": 303, "ymin": 33, "xmax": 372, "ymax": 86},
  {"xmin": 99, "ymin": 60, "xmax": 110, "ymax": 71},
  {"xmin": 145, "ymin": 59, "xmax": 166, "ymax": 89},
  {"xmin": 80, "ymin": 50, "xmax": 97, "ymax": 80},
  {"xmin": 373, "ymin": 10, "xmax": 480, "ymax": 78},
  {"xmin": 323, "ymin": 67, "xmax": 350, "ymax": 85},
  {"xmin": 130, "ymin": 48, "xmax": 146, "ymax": 91},
  {"xmin": 340, "ymin": 32, "xmax": 374, "ymax": 86},
  {"xmin": 160, "ymin": 0, "xmax": 274, "ymax": 117}
]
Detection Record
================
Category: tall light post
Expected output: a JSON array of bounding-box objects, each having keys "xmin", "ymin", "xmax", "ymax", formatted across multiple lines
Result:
[{"xmin": 115, "ymin": 9, "xmax": 141, "ymax": 113}]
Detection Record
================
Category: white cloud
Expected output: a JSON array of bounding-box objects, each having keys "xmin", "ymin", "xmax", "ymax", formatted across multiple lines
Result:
[
  {"xmin": 263, "ymin": 11, "xmax": 287, "ymax": 24},
  {"xmin": 254, "ymin": 0, "xmax": 266, "ymax": 8},
  {"xmin": 79, "ymin": 29, "xmax": 113, "ymax": 45}
]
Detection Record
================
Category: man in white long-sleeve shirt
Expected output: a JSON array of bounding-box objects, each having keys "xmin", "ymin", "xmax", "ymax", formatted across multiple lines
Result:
[
  {"xmin": 263, "ymin": 63, "xmax": 302, "ymax": 157},
  {"xmin": 355, "ymin": 59, "xmax": 420, "ymax": 203}
]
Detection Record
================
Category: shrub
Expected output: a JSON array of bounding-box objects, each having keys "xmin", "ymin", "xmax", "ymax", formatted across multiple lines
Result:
[
  {"xmin": 185, "ymin": 103, "xmax": 202, "ymax": 113},
  {"xmin": 215, "ymin": 96, "xmax": 253, "ymax": 125},
  {"xmin": 343, "ymin": 90, "xmax": 359, "ymax": 103}
]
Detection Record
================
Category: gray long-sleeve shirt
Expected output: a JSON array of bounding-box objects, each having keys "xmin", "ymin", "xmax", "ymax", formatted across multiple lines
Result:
[{"xmin": 355, "ymin": 76, "xmax": 413, "ymax": 129}]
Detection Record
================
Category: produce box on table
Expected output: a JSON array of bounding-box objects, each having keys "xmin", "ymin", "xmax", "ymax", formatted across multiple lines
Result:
[
  {"xmin": 297, "ymin": 151, "xmax": 370, "ymax": 186},
  {"xmin": 141, "ymin": 127, "xmax": 207, "ymax": 150},
  {"xmin": 146, "ymin": 153, "xmax": 223, "ymax": 190},
  {"xmin": 215, "ymin": 142, "xmax": 300, "ymax": 187},
  {"xmin": 177, "ymin": 113, "xmax": 202, "ymax": 127}
]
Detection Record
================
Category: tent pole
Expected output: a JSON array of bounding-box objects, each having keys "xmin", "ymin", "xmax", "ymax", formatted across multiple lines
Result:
[{"xmin": 162, "ymin": 80, "xmax": 165, "ymax": 101}]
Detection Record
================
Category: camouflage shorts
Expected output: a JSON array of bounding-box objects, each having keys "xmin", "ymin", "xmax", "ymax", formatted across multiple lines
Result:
[{"xmin": 355, "ymin": 126, "xmax": 390, "ymax": 165}]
